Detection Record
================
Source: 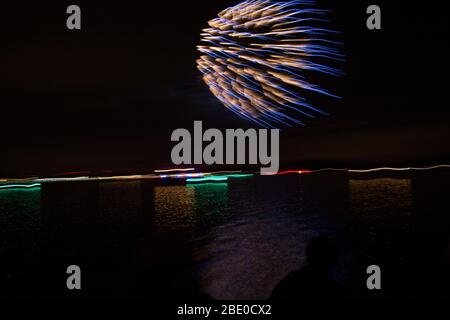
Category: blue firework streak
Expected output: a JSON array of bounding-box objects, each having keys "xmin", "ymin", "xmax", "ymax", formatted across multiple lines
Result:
[{"xmin": 197, "ymin": 0, "xmax": 344, "ymax": 128}]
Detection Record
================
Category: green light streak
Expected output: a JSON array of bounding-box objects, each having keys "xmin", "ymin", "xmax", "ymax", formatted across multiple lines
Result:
[
  {"xmin": 0, "ymin": 183, "xmax": 41, "ymax": 190},
  {"xmin": 186, "ymin": 182, "xmax": 228, "ymax": 187},
  {"xmin": 221, "ymin": 174, "xmax": 253, "ymax": 178},
  {"xmin": 186, "ymin": 176, "xmax": 228, "ymax": 183}
]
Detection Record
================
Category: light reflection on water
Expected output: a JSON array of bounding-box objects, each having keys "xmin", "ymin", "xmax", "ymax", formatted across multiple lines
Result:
[
  {"xmin": 0, "ymin": 188, "xmax": 41, "ymax": 277},
  {"xmin": 1, "ymin": 172, "xmax": 450, "ymax": 299},
  {"xmin": 154, "ymin": 185, "xmax": 196, "ymax": 229},
  {"xmin": 154, "ymin": 183, "xmax": 229, "ymax": 230},
  {"xmin": 350, "ymin": 178, "xmax": 413, "ymax": 228}
]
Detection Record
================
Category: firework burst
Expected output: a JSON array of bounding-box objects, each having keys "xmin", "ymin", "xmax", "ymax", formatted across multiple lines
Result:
[{"xmin": 197, "ymin": 0, "xmax": 343, "ymax": 128}]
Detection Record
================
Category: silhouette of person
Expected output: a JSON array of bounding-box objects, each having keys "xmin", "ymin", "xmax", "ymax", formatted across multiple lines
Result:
[{"xmin": 270, "ymin": 236, "xmax": 343, "ymax": 300}]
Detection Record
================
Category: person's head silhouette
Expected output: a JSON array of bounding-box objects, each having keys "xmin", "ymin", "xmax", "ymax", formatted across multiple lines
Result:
[{"xmin": 305, "ymin": 236, "xmax": 338, "ymax": 270}]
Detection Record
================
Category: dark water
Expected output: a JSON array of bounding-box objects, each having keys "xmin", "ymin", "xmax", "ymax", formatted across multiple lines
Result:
[{"xmin": 1, "ymin": 171, "xmax": 450, "ymax": 300}]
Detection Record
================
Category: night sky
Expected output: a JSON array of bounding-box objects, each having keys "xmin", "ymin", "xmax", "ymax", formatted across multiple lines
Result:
[{"xmin": 2, "ymin": 1, "xmax": 449, "ymax": 177}]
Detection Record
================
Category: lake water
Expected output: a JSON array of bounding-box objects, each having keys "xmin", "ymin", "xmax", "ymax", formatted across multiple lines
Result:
[{"xmin": 1, "ymin": 170, "xmax": 450, "ymax": 300}]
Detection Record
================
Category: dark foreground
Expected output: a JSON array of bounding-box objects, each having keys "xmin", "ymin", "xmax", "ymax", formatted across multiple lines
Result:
[{"xmin": 1, "ymin": 170, "xmax": 449, "ymax": 300}]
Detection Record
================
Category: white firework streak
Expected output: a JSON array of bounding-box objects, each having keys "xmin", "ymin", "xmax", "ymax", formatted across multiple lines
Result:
[{"xmin": 197, "ymin": 0, "xmax": 344, "ymax": 128}]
